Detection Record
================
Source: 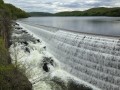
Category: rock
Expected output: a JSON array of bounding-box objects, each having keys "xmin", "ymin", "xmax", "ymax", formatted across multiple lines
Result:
[
  {"xmin": 15, "ymin": 22, "xmax": 19, "ymax": 26},
  {"xmin": 23, "ymin": 41, "xmax": 28, "ymax": 46},
  {"xmin": 41, "ymin": 57, "xmax": 55, "ymax": 72},
  {"xmin": 37, "ymin": 39, "xmax": 40, "ymax": 43},
  {"xmin": 22, "ymin": 30, "xmax": 28, "ymax": 34},
  {"xmin": 12, "ymin": 22, "xmax": 19, "ymax": 27},
  {"xmin": 43, "ymin": 63, "xmax": 49, "ymax": 72},
  {"xmin": 43, "ymin": 57, "xmax": 54, "ymax": 66},
  {"xmin": 25, "ymin": 47, "xmax": 30, "ymax": 53},
  {"xmin": 8, "ymin": 40, "xmax": 12, "ymax": 47},
  {"xmin": 15, "ymin": 27, "xmax": 23, "ymax": 30},
  {"xmin": 43, "ymin": 46, "xmax": 46, "ymax": 50},
  {"xmin": 50, "ymin": 60, "xmax": 54, "ymax": 66}
]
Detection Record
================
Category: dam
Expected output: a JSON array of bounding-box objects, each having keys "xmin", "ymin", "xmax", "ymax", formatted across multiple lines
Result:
[{"xmin": 19, "ymin": 22, "xmax": 120, "ymax": 90}]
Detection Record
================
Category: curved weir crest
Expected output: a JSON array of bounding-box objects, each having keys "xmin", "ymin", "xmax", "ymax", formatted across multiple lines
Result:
[{"xmin": 18, "ymin": 22, "xmax": 120, "ymax": 90}]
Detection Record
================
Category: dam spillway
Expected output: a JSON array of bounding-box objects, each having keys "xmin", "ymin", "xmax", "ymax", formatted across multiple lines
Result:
[{"xmin": 19, "ymin": 22, "xmax": 120, "ymax": 90}]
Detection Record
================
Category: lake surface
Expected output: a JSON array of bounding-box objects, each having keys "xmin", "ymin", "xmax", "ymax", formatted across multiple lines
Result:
[{"xmin": 19, "ymin": 17, "xmax": 120, "ymax": 36}]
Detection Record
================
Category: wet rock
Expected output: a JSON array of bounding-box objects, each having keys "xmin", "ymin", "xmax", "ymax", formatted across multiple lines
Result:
[
  {"xmin": 43, "ymin": 57, "xmax": 54, "ymax": 66},
  {"xmin": 22, "ymin": 30, "xmax": 28, "ymax": 34},
  {"xmin": 12, "ymin": 29, "xmax": 37, "ymax": 44},
  {"xmin": 13, "ymin": 30, "xmax": 22, "ymax": 34},
  {"xmin": 9, "ymin": 40, "xmax": 13, "ymax": 47},
  {"xmin": 23, "ymin": 41, "xmax": 28, "ymax": 46},
  {"xmin": 42, "ymin": 57, "xmax": 55, "ymax": 72},
  {"xmin": 25, "ymin": 47, "xmax": 30, "ymax": 53},
  {"xmin": 12, "ymin": 22, "xmax": 19, "ymax": 26},
  {"xmin": 82, "ymin": 36, "xmax": 86, "ymax": 40},
  {"xmin": 43, "ymin": 46, "xmax": 46, "ymax": 50},
  {"xmin": 15, "ymin": 27, "xmax": 23, "ymax": 30},
  {"xmin": 15, "ymin": 22, "xmax": 19, "ymax": 26},
  {"xmin": 43, "ymin": 63, "xmax": 49, "ymax": 72},
  {"xmin": 37, "ymin": 39, "xmax": 40, "ymax": 43},
  {"xmin": 50, "ymin": 60, "xmax": 54, "ymax": 66}
]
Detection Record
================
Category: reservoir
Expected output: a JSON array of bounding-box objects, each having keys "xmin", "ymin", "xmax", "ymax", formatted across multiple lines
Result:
[{"xmin": 19, "ymin": 17, "xmax": 120, "ymax": 36}]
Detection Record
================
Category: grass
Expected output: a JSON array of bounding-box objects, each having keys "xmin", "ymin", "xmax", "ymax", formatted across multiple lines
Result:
[
  {"xmin": 0, "ymin": 65, "xmax": 32, "ymax": 90},
  {"xmin": 0, "ymin": 37, "xmax": 9, "ymax": 65},
  {"xmin": 0, "ymin": 65, "xmax": 15, "ymax": 89},
  {"xmin": 0, "ymin": 37, "xmax": 32, "ymax": 90}
]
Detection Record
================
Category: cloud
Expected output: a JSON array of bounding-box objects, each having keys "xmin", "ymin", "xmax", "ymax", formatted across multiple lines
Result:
[{"xmin": 4, "ymin": 0, "xmax": 120, "ymax": 13}]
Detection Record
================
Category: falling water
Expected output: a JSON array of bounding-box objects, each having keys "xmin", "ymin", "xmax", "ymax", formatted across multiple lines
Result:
[{"xmin": 19, "ymin": 22, "xmax": 120, "ymax": 90}]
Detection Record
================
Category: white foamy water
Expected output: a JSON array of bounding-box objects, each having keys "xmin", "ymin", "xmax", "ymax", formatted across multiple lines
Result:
[
  {"xmin": 10, "ymin": 25, "xmax": 62, "ymax": 90},
  {"xmin": 15, "ymin": 21, "xmax": 120, "ymax": 90},
  {"xmin": 13, "ymin": 22, "xmax": 120, "ymax": 90}
]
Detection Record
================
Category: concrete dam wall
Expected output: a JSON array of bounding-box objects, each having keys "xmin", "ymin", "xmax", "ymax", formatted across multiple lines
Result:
[{"xmin": 19, "ymin": 22, "xmax": 120, "ymax": 90}]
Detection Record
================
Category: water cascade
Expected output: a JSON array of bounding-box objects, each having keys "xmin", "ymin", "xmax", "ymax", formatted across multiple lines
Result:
[{"xmin": 19, "ymin": 22, "xmax": 120, "ymax": 90}]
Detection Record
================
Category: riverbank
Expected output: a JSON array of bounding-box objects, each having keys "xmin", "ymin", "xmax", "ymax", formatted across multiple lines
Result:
[
  {"xmin": 0, "ymin": 12, "xmax": 32, "ymax": 90},
  {"xmin": 0, "ymin": 0, "xmax": 33, "ymax": 89},
  {"xmin": 0, "ymin": 26, "xmax": 32, "ymax": 90}
]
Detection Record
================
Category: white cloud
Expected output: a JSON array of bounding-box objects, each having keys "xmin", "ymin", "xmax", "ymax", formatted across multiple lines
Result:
[{"xmin": 4, "ymin": 0, "xmax": 120, "ymax": 13}]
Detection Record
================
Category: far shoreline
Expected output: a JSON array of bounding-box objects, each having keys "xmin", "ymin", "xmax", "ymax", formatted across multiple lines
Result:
[{"xmin": 28, "ymin": 7, "xmax": 120, "ymax": 17}]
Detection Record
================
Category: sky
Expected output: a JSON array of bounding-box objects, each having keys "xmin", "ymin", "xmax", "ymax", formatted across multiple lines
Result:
[{"xmin": 4, "ymin": 0, "xmax": 120, "ymax": 13}]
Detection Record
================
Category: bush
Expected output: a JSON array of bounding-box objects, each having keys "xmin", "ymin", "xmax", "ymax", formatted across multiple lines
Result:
[{"xmin": 0, "ymin": 37, "xmax": 9, "ymax": 65}]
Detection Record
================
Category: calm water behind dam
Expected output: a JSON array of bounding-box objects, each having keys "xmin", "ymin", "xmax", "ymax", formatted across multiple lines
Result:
[{"xmin": 19, "ymin": 17, "xmax": 120, "ymax": 36}]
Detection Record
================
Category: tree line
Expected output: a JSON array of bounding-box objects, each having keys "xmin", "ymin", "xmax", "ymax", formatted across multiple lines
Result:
[
  {"xmin": 29, "ymin": 7, "xmax": 120, "ymax": 17},
  {"xmin": 0, "ymin": 0, "xmax": 29, "ymax": 19}
]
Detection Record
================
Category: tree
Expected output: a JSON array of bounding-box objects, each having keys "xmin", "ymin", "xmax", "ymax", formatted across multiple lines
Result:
[{"xmin": 0, "ymin": 0, "xmax": 4, "ymax": 4}]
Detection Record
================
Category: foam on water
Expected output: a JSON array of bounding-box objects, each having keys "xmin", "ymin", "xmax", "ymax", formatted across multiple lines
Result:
[
  {"xmin": 14, "ymin": 21, "xmax": 120, "ymax": 90},
  {"xmin": 10, "ymin": 25, "xmax": 96, "ymax": 90}
]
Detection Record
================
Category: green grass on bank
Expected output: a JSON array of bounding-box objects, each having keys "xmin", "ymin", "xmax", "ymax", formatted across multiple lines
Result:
[
  {"xmin": 0, "ymin": 64, "xmax": 32, "ymax": 90},
  {"xmin": 0, "ymin": 37, "xmax": 32, "ymax": 90},
  {"xmin": 0, "ymin": 0, "xmax": 32, "ymax": 89},
  {"xmin": 0, "ymin": 37, "xmax": 9, "ymax": 65},
  {"xmin": 0, "ymin": 65, "xmax": 14, "ymax": 89}
]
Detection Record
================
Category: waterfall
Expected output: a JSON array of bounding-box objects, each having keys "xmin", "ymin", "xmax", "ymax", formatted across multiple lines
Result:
[{"xmin": 19, "ymin": 22, "xmax": 120, "ymax": 90}]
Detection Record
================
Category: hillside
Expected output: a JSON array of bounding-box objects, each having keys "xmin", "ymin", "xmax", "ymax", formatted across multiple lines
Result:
[
  {"xmin": 29, "ymin": 12, "xmax": 53, "ymax": 16},
  {"xmin": 55, "ymin": 7, "xmax": 120, "ymax": 16},
  {"xmin": 0, "ymin": 0, "xmax": 29, "ymax": 19},
  {"xmin": 5, "ymin": 4, "xmax": 29, "ymax": 19},
  {"xmin": 29, "ymin": 7, "xmax": 120, "ymax": 17}
]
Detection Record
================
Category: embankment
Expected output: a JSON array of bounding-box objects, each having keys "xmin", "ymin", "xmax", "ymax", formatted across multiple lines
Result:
[{"xmin": 0, "ymin": 13, "xmax": 32, "ymax": 90}]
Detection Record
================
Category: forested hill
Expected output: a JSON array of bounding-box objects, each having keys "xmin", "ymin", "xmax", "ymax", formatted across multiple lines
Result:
[
  {"xmin": 29, "ymin": 12, "xmax": 53, "ymax": 16},
  {"xmin": 0, "ymin": 0, "xmax": 29, "ymax": 19},
  {"xmin": 55, "ymin": 7, "xmax": 120, "ymax": 16},
  {"xmin": 29, "ymin": 7, "xmax": 120, "ymax": 17}
]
